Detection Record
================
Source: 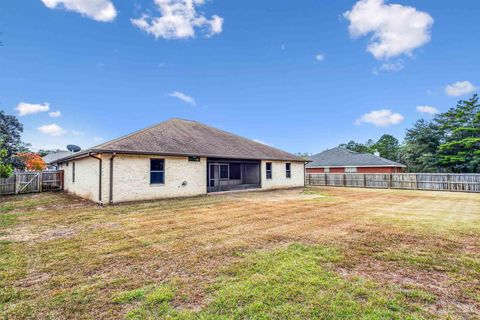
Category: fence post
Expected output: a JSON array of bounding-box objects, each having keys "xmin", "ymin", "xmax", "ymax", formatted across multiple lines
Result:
[
  {"xmin": 343, "ymin": 174, "xmax": 346, "ymax": 187},
  {"xmin": 388, "ymin": 173, "xmax": 392, "ymax": 189},
  {"xmin": 363, "ymin": 174, "xmax": 367, "ymax": 188},
  {"xmin": 39, "ymin": 172, "xmax": 43, "ymax": 192},
  {"xmin": 448, "ymin": 174, "xmax": 452, "ymax": 192},
  {"xmin": 415, "ymin": 174, "xmax": 419, "ymax": 190},
  {"xmin": 15, "ymin": 173, "xmax": 20, "ymax": 194},
  {"xmin": 325, "ymin": 173, "xmax": 328, "ymax": 186}
]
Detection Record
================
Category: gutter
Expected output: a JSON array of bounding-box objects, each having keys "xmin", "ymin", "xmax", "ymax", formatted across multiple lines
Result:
[
  {"xmin": 109, "ymin": 153, "xmax": 116, "ymax": 204},
  {"xmin": 88, "ymin": 153, "xmax": 102, "ymax": 204}
]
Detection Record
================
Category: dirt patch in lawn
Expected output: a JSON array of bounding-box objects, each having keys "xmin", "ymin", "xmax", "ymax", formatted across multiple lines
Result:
[{"xmin": 1, "ymin": 187, "xmax": 479, "ymax": 319}]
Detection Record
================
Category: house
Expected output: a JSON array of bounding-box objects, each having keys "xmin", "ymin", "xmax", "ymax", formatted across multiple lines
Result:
[
  {"xmin": 53, "ymin": 118, "xmax": 306, "ymax": 204},
  {"xmin": 306, "ymin": 147, "xmax": 406, "ymax": 174},
  {"xmin": 42, "ymin": 150, "xmax": 72, "ymax": 170}
]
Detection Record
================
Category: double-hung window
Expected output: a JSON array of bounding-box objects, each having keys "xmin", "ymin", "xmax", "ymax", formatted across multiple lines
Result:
[
  {"xmin": 150, "ymin": 159, "xmax": 165, "ymax": 184},
  {"xmin": 266, "ymin": 162, "xmax": 272, "ymax": 179},
  {"xmin": 286, "ymin": 163, "xmax": 291, "ymax": 178}
]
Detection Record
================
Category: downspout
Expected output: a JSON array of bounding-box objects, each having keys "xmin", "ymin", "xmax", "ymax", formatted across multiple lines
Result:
[
  {"xmin": 89, "ymin": 153, "xmax": 102, "ymax": 204},
  {"xmin": 109, "ymin": 153, "xmax": 116, "ymax": 204}
]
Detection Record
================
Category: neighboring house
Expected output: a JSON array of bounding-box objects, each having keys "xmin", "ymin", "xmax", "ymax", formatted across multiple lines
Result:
[
  {"xmin": 42, "ymin": 150, "xmax": 72, "ymax": 170},
  {"xmin": 306, "ymin": 147, "xmax": 406, "ymax": 174},
  {"xmin": 53, "ymin": 118, "xmax": 306, "ymax": 204}
]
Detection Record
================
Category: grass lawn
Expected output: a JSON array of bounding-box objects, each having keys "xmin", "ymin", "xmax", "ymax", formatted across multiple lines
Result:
[{"xmin": 1, "ymin": 187, "xmax": 479, "ymax": 319}]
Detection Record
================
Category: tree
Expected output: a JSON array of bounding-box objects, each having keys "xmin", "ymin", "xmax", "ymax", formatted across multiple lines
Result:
[
  {"xmin": 339, "ymin": 140, "xmax": 374, "ymax": 154},
  {"xmin": 436, "ymin": 94, "xmax": 480, "ymax": 173},
  {"xmin": 400, "ymin": 119, "xmax": 442, "ymax": 172},
  {"xmin": 372, "ymin": 134, "xmax": 400, "ymax": 161},
  {"xmin": 16, "ymin": 152, "xmax": 46, "ymax": 171},
  {"xmin": 0, "ymin": 145, "xmax": 13, "ymax": 178},
  {"xmin": 295, "ymin": 152, "xmax": 312, "ymax": 160},
  {"xmin": 0, "ymin": 110, "xmax": 29, "ymax": 168}
]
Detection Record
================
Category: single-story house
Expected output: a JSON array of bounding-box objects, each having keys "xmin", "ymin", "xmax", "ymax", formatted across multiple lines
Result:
[
  {"xmin": 53, "ymin": 118, "xmax": 306, "ymax": 204},
  {"xmin": 42, "ymin": 150, "xmax": 72, "ymax": 170},
  {"xmin": 306, "ymin": 147, "xmax": 406, "ymax": 174}
]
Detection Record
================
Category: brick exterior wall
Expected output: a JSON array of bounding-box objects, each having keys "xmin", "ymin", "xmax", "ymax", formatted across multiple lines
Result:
[{"xmin": 306, "ymin": 166, "xmax": 405, "ymax": 174}]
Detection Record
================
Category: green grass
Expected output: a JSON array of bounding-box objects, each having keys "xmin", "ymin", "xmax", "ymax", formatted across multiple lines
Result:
[{"xmin": 122, "ymin": 244, "xmax": 434, "ymax": 319}]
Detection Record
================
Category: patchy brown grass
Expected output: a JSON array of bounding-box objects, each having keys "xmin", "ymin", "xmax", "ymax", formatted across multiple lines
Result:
[{"xmin": 1, "ymin": 187, "xmax": 479, "ymax": 319}]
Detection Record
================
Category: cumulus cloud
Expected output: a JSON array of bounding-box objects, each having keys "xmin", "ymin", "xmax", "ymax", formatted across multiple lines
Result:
[
  {"xmin": 15, "ymin": 102, "xmax": 50, "ymax": 116},
  {"xmin": 445, "ymin": 81, "xmax": 478, "ymax": 97},
  {"xmin": 168, "ymin": 91, "xmax": 196, "ymax": 105},
  {"xmin": 355, "ymin": 109, "xmax": 404, "ymax": 127},
  {"xmin": 344, "ymin": 0, "xmax": 433, "ymax": 59},
  {"xmin": 131, "ymin": 0, "xmax": 223, "ymax": 39},
  {"xmin": 49, "ymin": 110, "xmax": 62, "ymax": 118},
  {"xmin": 41, "ymin": 0, "xmax": 117, "ymax": 22},
  {"xmin": 315, "ymin": 53, "xmax": 325, "ymax": 61},
  {"xmin": 37, "ymin": 124, "xmax": 67, "ymax": 136},
  {"xmin": 416, "ymin": 105, "xmax": 439, "ymax": 115}
]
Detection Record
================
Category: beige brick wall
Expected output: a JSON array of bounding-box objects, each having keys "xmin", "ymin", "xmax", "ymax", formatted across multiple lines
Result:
[
  {"xmin": 59, "ymin": 154, "xmax": 305, "ymax": 203},
  {"xmin": 109, "ymin": 154, "xmax": 207, "ymax": 203},
  {"xmin": 261, "ymin": 160, "xmax": 305, "ymax": 190},
  {"xmin": 59, "ymin": 156, "xmax": 101, "ymax": 202}
]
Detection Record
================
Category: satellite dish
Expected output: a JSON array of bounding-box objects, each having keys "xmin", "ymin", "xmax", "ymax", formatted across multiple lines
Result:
[{"xmin": 67, "ymin": 144, "xmax": 81, "ymax": 153}]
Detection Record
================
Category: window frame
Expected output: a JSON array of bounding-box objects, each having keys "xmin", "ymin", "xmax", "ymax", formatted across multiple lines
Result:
[
  {"xmin": 150, "ymin": 158, "xmax": 165, "ymax": 185},
  {"xmin": 286, "ymin": 163, "xmax": 291, "ymax": 178},
  {"xmin": 345, "ymin": 167, "xmax": 357, "ymax": 173},
  {"xmin": 266, "ymin": 162, "xmax": 272, "ymax": 179}
]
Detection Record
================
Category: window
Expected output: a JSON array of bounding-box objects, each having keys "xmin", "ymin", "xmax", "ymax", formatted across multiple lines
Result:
[
  {"xmin": 324, "ymin": 167, "xmax": 330, "ymax": 173},
  {"xmin": 150, "ymin": 159, "xmax": 165, "ymax": 184},
  {"xmin": 286, "ymin": 163, "xmax": 291, "ymax": 178},
  {"xmin": 345, "ymin": 167, "xmax": 357, "ymax": 173},
  {"xmin": 72, "ymin": 162, "xmax": 75, "ymax": 183},
  {"xmin": 266, "ymin": 162, "xmax": 272, "ymax": 179}
]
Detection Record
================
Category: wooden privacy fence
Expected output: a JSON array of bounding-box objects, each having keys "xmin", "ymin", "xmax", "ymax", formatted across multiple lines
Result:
[
  {"xmin": 0, "ymin": 171, "xmax": 64, "ymax": 196},
  {"xmin": 306, "ymin": 173, "xmax": 480, "ymax": 193}
]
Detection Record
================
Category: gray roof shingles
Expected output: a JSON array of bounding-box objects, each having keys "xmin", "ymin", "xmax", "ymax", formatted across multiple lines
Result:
[
  {"xmin": 55, "ymin": 118, "xmax": 305, "ymax": 162},
  {"xmin": 306, "ymin": 147, "xmax": 405, "ymax": 168}
]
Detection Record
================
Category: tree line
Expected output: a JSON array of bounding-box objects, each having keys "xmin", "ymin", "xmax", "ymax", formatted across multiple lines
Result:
[{"xmin": 339, "ymin": 94, "xmax": 479, "ymax": 173}]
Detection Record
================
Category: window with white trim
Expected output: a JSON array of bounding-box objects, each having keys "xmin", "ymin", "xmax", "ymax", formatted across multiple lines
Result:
[
  {"xmin": 345, "ymin": 167, "xmax": 357, "ymax": 173},
  {"xmin": 266, "ymin": 162, "xmax": 272, "ymax": 179},
  {"xmin": 286, "ymin": 163, "xmax": 291, "ymax": 178}
]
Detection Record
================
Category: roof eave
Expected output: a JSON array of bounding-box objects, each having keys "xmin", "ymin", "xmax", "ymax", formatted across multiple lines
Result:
[{"xmin": 53, "ymin": 149, "xmax": 308, "ymax": 163}]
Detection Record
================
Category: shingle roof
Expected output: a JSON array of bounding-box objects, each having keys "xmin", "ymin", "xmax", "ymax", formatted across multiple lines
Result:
[
  {"xmin": 55, "ymin": 118, "xmax": 305, "ymax": 162},
  {"xmin": 306, "ymin": 147, "xmax": 405, "ymax": 168},
  {"xmin": 42, "ymin": 150, "xmax": 72, "ymax": 164}
]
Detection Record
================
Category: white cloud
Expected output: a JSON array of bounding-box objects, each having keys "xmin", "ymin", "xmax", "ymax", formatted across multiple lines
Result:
[
  {"xmin": 41, "ymin": 0, "xmax": 117, "ymax": 22},
  {"xmin": 445, "ymin": 81, "xmax": 478, "ymax": 97},
  {"xmin": 416, "ymin": 105, "xmax": 439, "ymax": 115},
  {"xmin": 131, "ymin": 0, "xmax": 224, "ymax": 39},
  {"xmin": 315, "ymin": 53, "xmax": 325, "ymax": 61},
  {"xmin": 355, "ymin": 109, "xmax": 404, "ymax": 127},
  {"xmin": 168, "ymin": 91, "xmax": 196, "ymax": 106},
  {"xmin": 37, "ymin": 124, "xmax": 67, "ymax": 136},
  {"xmin": 49, "ymin": 110, "xmax": 62, "ymax": 118},
  {"xmin": 15, "ymin": 102, "xmax": 50, "ymax": 116},
  {"xmin": 344, "ymin": 0, "xmax": 433, "ymax": 59},
  {"xmin": 280, "ymin": 44, "xmax": 286, "ymax": 50}
]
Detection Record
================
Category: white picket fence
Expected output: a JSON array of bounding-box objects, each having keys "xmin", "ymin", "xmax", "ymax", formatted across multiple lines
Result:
[
  {"xmin": 306, "ymin": 173, "xmax": 480, "ymax": 193},
  {"xmin": 0, "ymin": 171, "xmax": 64, "ymax": 196}
]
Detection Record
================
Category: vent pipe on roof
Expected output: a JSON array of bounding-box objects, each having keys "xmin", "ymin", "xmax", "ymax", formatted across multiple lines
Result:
[{"xmin": 374, "ymin": 150, "xmax": 380, "ymax": 157}]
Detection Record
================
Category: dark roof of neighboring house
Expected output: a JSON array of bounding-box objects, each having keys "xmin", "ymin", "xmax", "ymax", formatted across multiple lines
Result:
[
  {"xmin": 306, "ymin": 147, "xmax": 406, "ymax": 168},
  {"xmin": 54, "ymin": 118, "xmax": 305, "ymax": 163},
  {"xmin": 42, "ymin": 150, "xmax": 72, "ymax": 164}
]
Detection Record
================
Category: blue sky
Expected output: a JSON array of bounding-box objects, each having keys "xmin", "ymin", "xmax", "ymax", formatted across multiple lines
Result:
[{"xmin": 0, "ymin": 0, "xmax": 479, "ymax": 154}]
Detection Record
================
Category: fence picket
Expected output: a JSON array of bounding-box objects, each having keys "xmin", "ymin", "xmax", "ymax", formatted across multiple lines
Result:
[
  {"xmin": 306, "ymin": 173, "xmax": 480, "ymax": 193},
  {"xmin": 0, "ymin": 171, "xmax": 64, "ymax": 196}
]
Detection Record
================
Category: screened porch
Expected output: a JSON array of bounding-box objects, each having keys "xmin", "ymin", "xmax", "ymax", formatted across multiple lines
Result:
[{"xmin": 207, "ymin": 159, "xmax": 261, "ymax": 193}]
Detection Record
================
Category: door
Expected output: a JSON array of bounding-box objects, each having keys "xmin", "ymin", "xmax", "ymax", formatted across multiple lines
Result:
[{"xmin": 208, "ymin": 163, "xmax": 229, "ymax": 192}]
